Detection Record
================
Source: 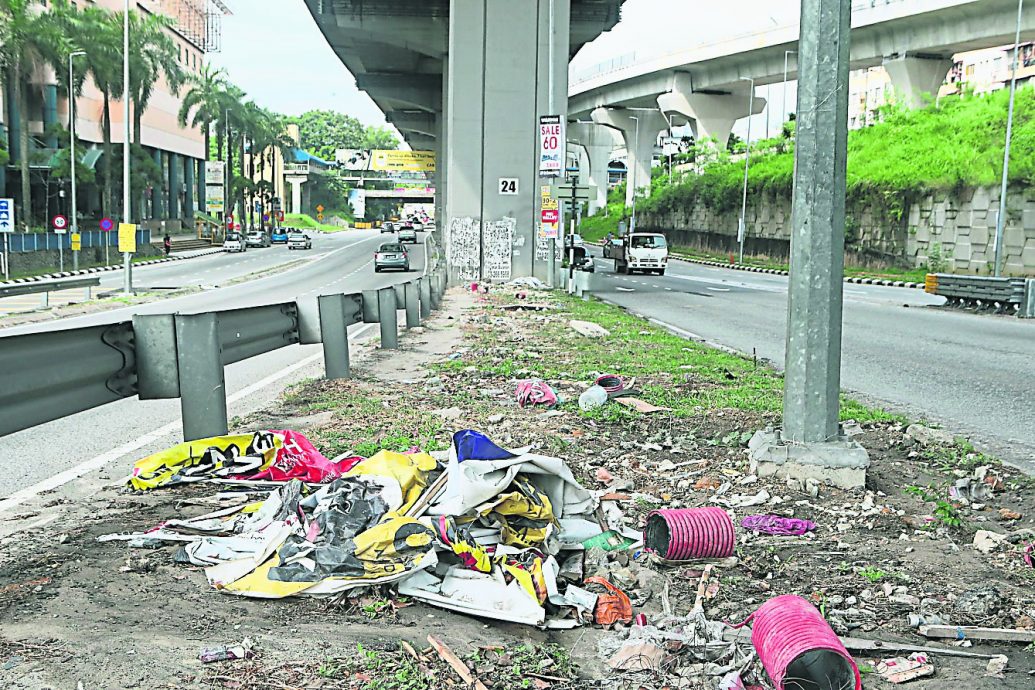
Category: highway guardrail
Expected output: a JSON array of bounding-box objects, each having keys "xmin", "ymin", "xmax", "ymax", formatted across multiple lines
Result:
[
  {"xmin": 0, "ymin": 250, "xmax": 448, "ymax": 442},
  {"xmin": 924, "ymin": 273, "xmax": 1030, "ymax": 313}
]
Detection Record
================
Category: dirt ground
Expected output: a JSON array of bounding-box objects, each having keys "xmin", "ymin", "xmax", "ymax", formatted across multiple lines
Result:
[{"xmin": 1, "ymin": 287, "xmax": 1034, "ymax": 690}]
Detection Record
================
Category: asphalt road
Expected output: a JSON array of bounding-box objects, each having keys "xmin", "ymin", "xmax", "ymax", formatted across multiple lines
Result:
[
  {"xmin": 0, "ymin": 229, "xmax": 427, "ymax": 503},
  {"xmin": 586, "ymin": 251, "xmax": 1035, "ymax": 470}
]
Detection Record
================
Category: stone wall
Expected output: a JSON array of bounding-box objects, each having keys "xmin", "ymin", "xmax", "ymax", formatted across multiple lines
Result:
[{"xmin": 639, "ymin": 185, "xmax": 1035, "ymax": 275}]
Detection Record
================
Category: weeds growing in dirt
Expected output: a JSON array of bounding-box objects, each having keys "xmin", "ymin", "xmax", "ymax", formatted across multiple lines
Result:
[{"xmin": 906, "ymin": 485, "xmax": 965, "ymax": 527}]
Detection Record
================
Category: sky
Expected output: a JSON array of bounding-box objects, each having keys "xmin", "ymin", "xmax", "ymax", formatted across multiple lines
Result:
[{"xmin": 210, "ymin": 0, "xmax": 801, "ymax": 133}]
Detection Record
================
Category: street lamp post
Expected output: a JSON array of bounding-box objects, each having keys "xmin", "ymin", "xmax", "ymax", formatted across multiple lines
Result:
[
  {"xmin": 738, "ymin": 77, "xmax": 755, "ymax": 264},
  {"xmin": 993, "ymin": 0, "xmax": 1024, "ymax": 277},
  {"xmin": 122, "ymin": 0, "xmax": 132, "ymax": 295},
  {"xmin": 68, "ymin": 50, "xmax": 86, "ymax": 272},
  {"xmin": 629, "ymin": 115, "xmax": 639, "ymax": 233},
  {"xmin": 667, "ymin": 113, "xmax": 674, "ymax": 181},
  {"xmin": 783, "ymin": 50, "xmax": 797, "ymax": 129}
]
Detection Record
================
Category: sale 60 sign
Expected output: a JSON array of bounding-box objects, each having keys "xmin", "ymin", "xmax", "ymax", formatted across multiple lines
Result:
[{"xmin": 539, "ymin": 115, "xmax": 565, "ymax": 178}]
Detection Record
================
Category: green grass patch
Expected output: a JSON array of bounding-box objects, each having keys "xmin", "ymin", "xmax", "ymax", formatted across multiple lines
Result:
[{"xmin": 285, "ymin": 213, "xmax": 350, "ymax": 233}]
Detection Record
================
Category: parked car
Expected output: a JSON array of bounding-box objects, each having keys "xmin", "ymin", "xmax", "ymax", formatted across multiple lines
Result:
[
  {"xmin": 246, "ymin": 230, "xmax": 270, "ymax": 248},
  {"xmin": 381, "ymin": 221, "xmax": 395, "ymax": 233},
  {"xmin": 271, "ymin": 227, "xmax": 289, "ymax": 244},
  {"xmin": 398, "ymin": 226, "xmax": 418, "ymax": 244},
  {"xmin": 374, "ymin": 242, "xmax": 409, "ymax": 272},
  {"xmin": 287, "ymin": 232, "xmax": 312, "ymax": 250},
  {"xmin": 424, "ymin": 222, "xmax": 436, "ymax": 232},
  {"xmin": 223, "ymin": 231, "xmax": 246, "ymax": 253}
]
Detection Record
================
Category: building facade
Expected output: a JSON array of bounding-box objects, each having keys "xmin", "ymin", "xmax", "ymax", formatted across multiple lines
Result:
[{"xmin": 0, "ymin": 0, "xmax": 226, "ymax": 231}]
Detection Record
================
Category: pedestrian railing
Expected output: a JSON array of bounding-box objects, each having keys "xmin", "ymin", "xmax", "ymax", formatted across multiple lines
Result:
[
  {"xmin": 0, "ymin": 262, "xmax": 449, "ymax": 442},
  {"xmin": 0, "ymin": 276, "xmax": 101, "ymax": 307},
  {"xmin": 924, "ymin": 273, "xmax": 1031, "ymax": 313}
]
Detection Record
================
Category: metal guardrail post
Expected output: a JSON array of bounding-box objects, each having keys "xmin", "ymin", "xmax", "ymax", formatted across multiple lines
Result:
[
  {"xmin": 134, "ymin": 314, "xmax": 180, "ymax": 399},
  {"xmin": 1022, "ymin": 279, "xmax": 1035, "ymax": 319},
  {"xmin": 377, "ymin": 286, "xmax": 399, "ymax": 349},
  {"xmin": 362, "ymin": 289, "xmax": 380, "ymax": 323},
  {"xmin": 318, "ymin": 293, "xmax": 351, "ymax": 379},
  {"xmin": 404, "ymin": 281, "xmax": 420, "ymax": 328},
  {"xmin": 40, "ymin": 290, "xmax": 49, "ymax": 308},
  {"xmin": 419, "ymin": 278, "xmax": 432, "ymax": 319},
  {"xmin": 175, "ymin": 312, "xmax": 228, "ymax": 441}
]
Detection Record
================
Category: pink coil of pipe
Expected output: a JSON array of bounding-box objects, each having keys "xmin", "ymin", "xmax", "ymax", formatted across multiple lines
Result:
[
  {"xmin": 751, "ymin": 595, "xmax": 861, "ymax": 690},
  {"xmin": 644, "ymin": 507, "xmax": 735, "ymax": 560}
]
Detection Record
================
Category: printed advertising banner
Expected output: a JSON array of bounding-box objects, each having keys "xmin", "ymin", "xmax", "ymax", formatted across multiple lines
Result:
[{"xmin": 371, "ymin": 150, "xmax": 436, "ymax": 173}]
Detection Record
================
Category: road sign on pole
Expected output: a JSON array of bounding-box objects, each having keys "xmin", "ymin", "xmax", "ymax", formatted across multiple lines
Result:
[
  {"xmin": 52, "ymin": 215, "xmax": 69, "ymax": 234},
  {"xmin": 118, "ymin": 223, "xmax": 137, "ymax": 254},
  {"xmin": 100, "ymin": 217, "xmax": 114, "ymax": 232},
  {"xmin": 0, "ymin": 198, "xmax": 15, "ymax": 233},
  {"xmin": 316, "ymin": 204, "xmax": 325, "ymax": 213},
  {"xmin": 71, "ymin": 233, "xmax": 81, "ymax": 251}
]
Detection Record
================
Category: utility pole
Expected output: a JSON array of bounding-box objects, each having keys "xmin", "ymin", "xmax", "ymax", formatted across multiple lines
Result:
[
  {"xmin": 69, "ymin": 51, "xmax": 86, "ymax": 272},
  {"xmin": 568, "ymin": 172, "xmax": 578, "ymax": 289},
  {"xmin": 629, "ymin": 115, "xmax": 639, "ymax": 233},
  {"xmin": 122, "ymin": 0, "xmax": 132, "ymax": 295},
  {"xmin": 738, "ymin": 77, "xmax": 755, "ymax": 264},
  {"xmin": 993, "ymin": 0, "xmax": 1024, "ymax": 277},
  {"xmin": 546, "ymin": 0, "xmax": 557, "ymax": 288}
]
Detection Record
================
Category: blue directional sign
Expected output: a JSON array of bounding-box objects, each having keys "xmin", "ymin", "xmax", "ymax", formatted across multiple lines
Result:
[{"xmin": 0, "ymin": 199, "xmax": 14, "ymax": 234}]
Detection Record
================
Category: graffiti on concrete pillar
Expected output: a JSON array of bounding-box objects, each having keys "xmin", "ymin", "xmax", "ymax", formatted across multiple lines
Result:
[
  {"xmin": 484, "ymin": 217, "xmax": 515, "ymax": 282},
  {"xmin": 447, "ymin": 216, "xmax": 480, "ymax": 282}
]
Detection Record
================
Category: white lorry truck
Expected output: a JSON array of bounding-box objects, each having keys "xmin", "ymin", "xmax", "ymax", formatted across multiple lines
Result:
[{"xmin": 603, "ymin": 232, "xmax": 669, "ymax": 275}]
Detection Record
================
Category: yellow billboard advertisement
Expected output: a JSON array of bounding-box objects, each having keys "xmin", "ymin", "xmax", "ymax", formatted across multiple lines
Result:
[{"xmin": 370, "ymin": 150, "xmax": 436, "ymax": 173}]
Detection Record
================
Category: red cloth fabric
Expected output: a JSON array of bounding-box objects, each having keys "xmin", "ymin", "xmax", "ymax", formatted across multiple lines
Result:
[{"xmin": 248, "ymin": 430, "xmax": 362, "ymax": 483}]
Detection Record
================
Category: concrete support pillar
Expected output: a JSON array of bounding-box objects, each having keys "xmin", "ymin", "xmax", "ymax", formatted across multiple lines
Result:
[
  {"xmin": 152, "ymin": 149, "xmax": 165, "ymax": 218},
  {"xmin": 658, "ymin": 72, "xmax": 766, "ymax": 149},
  {"xmin": 185, "ymin": 156, "xmax": 196, "ymax": 220},
  {"xmin": 883, "ymin": 55, "xmax": 952, "ymax": 109},
  {"xmin": 6, "ymin": 81, "xmax": 22, "ymax": 163},
  {"xmin": 444, "ymin": 0, "xmax": 569, "ymax": 283},
  {"xmin": 43, "ymin": 84, "xmax": 58, "ymax": 148},
  {"xmin": 169, "ymin": 152, "xmax": 181, "ymax": 219},
  {"xmin": 568, "ymin": 122, "xmax": 616, "ymax": 214},
  {"xmin": 196, "ymin": 159, "xmax": 206, "ymax": 219},
  {"xmin": 591, "ymin": 107, "xmax": 666, "ymax": 208},
  {"xmin": 289, "ymin": 178, "xmax": 304, "ymax": 214}
]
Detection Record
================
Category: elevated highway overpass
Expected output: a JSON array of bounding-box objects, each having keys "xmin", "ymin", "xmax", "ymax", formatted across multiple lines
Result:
[{"xmin": 306, "ymin": 0, "xmax": 1033, "ymax": 282}]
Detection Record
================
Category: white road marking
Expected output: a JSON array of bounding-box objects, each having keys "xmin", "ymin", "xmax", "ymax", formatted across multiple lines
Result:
[
  {"xmin": 616, "ymin": 287, "xmax": 635, "ymax": 292},
  {"xmin": 0, "ymin": 323, "xmax": 375, "ymax": 516},
  {"xmin": 665, "ymin": 287, "xmax": 673, "ymax": 291},
  {"xmin": 707, "ymin": 287, "xmax": 730, "ymax": 292}
]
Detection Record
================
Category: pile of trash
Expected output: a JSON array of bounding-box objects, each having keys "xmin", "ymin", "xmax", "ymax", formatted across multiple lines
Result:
[{"xmin": 108, "ymin": 428, "xmax": 643, "ymax": 624}]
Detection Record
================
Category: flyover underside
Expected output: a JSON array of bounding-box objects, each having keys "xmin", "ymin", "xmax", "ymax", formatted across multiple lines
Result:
[
  {"xmin": 568, "ymin": 0, "xmax": 1035, "ymax": 117},
  {"xmin": 305, "ymin": 0, "xmax": 624, "ymax": 282}
]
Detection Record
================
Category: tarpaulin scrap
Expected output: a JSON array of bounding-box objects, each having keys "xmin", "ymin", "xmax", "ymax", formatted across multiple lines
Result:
[{"xmin": 128, "ymin": 430, "xmax": 356, "ymax": 491}]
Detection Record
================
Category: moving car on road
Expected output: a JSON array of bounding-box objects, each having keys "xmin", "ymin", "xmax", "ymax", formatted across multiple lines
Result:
[
  {"xmin": 271, "ymin": 227, "xmax": 289, "ymax": 244},
  {"xmin": 223, "ymin": 231, "xmax": 246, "ymax": 253},
  {"xmin": 374, "ymin": 242, "xmax": 409, "ymax": 272},
  {"xmin": 381, "ymin": 221, "xmax": 395, "ymax": 233},
  {"xmin": 246, "ymin": 230, "xmax": 270, "ymax": 248},
  {"xmin": 611, "ymin": 232, "xmax": 668, "ymax": 275},
  {"xmin": 398, "ymin": 226, "xmax": 417, "ymax": 244},
  {"xmin": 287, "ymin": 232, "xmax": 312, "ymax": 250}
]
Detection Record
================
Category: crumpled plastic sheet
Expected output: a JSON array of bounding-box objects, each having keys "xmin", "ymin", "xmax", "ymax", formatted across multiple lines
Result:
[
  {"xmin": 128, "ymin": 430, "xmax": 356, "ymax": 490},
  {"xmin": 514, "ymin": 379, "xmax": 559, "ymax": 408},
  {"xmin": 741, "ymin": 514, "xmax": 817, "ymax": 536}
]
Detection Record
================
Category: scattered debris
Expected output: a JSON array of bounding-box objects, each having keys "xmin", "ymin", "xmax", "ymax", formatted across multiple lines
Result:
[
  {"xmin": 644, "ymin": 507, "xmax": 735, "ymax": 560},
  {"xmin": 876, "ymin": 652, "xmax": 935, "ymax": 684},
  {"xmin": 985, "ymin": 654, "xmax": 1009, "ymax": 678},
  {"xmin": 578, "ymin": 384, "xmax": 608, "ymax": 411},
  {"xmin": 198, "ymin": 638, "xmax": 255, "ymax": 664},
  {"xmin": 905, "ymin": 424, "xmax": 956, "ymax": 447},
  {"xmin": 973, "ymin": 529, "xmax": 1008, "ymax": 554},
  {"xmin": 741, "ymin": 514, "xmax": 817, "ymax": 536},
  {"xmin": 919, "ymin": 625, "xmax": 1035, "ymax": 644},
  {"xmin": 615, "ymin": 397, "xmax": 672, "ymax": 414},
  {"xmin": 514, "ymin": 379, "xmax": 559, "ymax": 408},
  {"xmin": 569, "ymin": 320, "xmax": 610, "ymax": 337},
  {"xmin": 428, "ymin": 634, "xmax": 489, "ymax": 690}
]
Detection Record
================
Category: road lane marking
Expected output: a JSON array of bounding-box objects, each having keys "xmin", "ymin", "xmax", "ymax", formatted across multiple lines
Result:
[
  {"xmin": 0, "ymin": 323, "xmax": 376, "ymax": 516},
  {"xmin": 616, "ymin": 287, "xmax": 635, "ymax": 292},
  {"xmin": 707, "ymin": 287, "xmax": 730, "ymax": 292}
]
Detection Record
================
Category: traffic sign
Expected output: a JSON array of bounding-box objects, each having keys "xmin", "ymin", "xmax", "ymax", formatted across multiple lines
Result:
[
  {"xmin": 0, "ymin": 199, "xmax": 15, "ymax": 233},
  {"xmin": 316, "ymin": 204, "xmax": 325, "ymax": 213},
  {"xmin": 100, "ymin": 217, "xmax": 114, "ymax": 232},
  {"xmin": 71, "ymin": 233, "xmax": 81, "ymax": 251},
  {"xmin": 277, "ymin": 211, "xmax": 284, "ymax": 222},
  {"xmin": 118, "ymin": 223, "xmax": 137, "ymax": 253},
  {"xmin": 317, "ymin": 213, "xmax": 324, "ymax": 222},
  {"xmin": 52, "ymin": 214, "xmax": 69, "ymax": 233},
  {"xmin": 263, "ymin": 214, "xmax": 270, "ymax": 222}
]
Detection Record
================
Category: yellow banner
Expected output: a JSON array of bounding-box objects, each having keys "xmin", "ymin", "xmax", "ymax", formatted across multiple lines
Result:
[
  {"xmin": 118, "ymin": 223, "xmax": 137, "ymax": 253},
  {"xmin": 70, "ymin": 233, "xmax": 81, "ymax": 251},
  {"xmin": 370, "ymin": 150, "xmax": 436, "ymax": 173}
]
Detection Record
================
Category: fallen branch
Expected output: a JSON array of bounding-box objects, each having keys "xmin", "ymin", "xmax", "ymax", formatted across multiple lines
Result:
[{"xmin": 428, "ymin": 635, "xmax": 489, "ymax": 690}]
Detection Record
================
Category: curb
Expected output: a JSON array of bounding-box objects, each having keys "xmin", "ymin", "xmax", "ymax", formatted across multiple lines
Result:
[
  {"xmin": 591, "ymin": 241, "xmax": 921, "ymax": 290},
  {"xmin": 1, "ymin": 247, "xmax": 224, "ymax": 287}
]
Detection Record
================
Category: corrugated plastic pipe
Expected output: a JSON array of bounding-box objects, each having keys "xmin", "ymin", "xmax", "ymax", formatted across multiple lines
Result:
[
  {"xmin": 644, "ymin": 507, "xmax": 735, "ymax": 560},
  {"xmin": 751, "ymin": 595, "xmax": 861, "ymax": 690}
]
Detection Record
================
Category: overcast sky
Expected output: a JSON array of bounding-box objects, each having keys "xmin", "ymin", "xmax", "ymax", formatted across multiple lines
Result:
[{"xmin": 210, "ymin": 0, "xmax": 801, "ymax": 131}]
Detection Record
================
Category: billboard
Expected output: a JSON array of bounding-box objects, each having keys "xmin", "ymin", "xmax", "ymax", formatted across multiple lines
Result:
[
  {"xmin": 335, "ymin": 149, "xmax": 371, "ymax": 170},
  {"xmin": 371, "ymin": 150, "xmax": 436, "ymax": 173},
  {"xmin": 538, "ymin": 115, "xmax": 565, "ymax": 177},
  {"xmin": 204, "ymin": 161, "xmax": 225, "ymax": 185},
  {"xmin": 348, "ymin": 189, "xmax": 366, "ymax": 219},
  {"xmin": 205, "ymin": 186, "xmax": 225, "ymax": 214}
]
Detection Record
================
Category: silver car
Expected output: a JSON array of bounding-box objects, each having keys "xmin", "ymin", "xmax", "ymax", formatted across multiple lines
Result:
[
  {"xmin": 398, "ymin": 227, "xmax": 417, "ymax": 244},
  {"xmin": 287, "ymin": 232, "xmax": 312, "ymax": 250},
  {"xmin": 374, "ymin": 242, "xmax": 410, "ymax": 272}
]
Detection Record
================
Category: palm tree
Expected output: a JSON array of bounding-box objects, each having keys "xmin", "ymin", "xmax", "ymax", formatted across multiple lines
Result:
[
  {"xmin": 75, "ymin": 5, "xmax": 122, "ymax": 218},
  {"xmin": 0, "ymin": 0, "xmax": 68, "ymax": 227},
  {"xmin": 129, "ymin": 12, "xmax": 184, "ymax": 147},
  {"xmin": 178, "ymin": 64, "xmax": 227, "ymax": 162}
]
